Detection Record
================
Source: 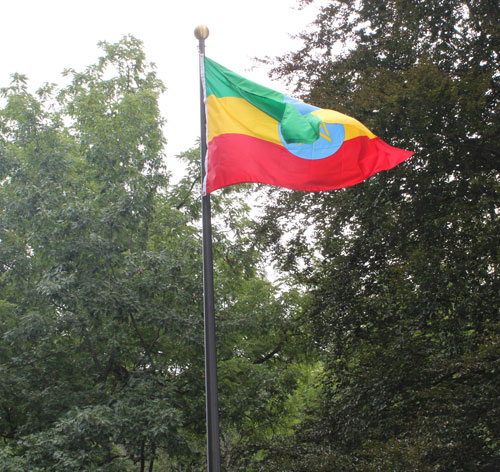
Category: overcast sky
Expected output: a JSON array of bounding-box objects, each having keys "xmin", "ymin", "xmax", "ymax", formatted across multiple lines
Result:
[{"xmin": 2, "ymin": 0, "xmax": 320, "ymax": 178}]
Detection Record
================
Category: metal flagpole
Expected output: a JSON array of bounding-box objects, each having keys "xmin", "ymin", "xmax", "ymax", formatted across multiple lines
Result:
[{"xmin": 195, "ymin": 25, "xmax": 221, "ymax": 472}]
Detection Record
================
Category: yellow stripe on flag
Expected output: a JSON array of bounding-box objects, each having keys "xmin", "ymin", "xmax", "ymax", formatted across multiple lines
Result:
[
  {"xmin": 311, "ymin": 109, "xmax": 377, "ymax": 140},
  {"xmin": 207, "ymin": 95, "xmax": 281, "ymax": 144},
  {"xmin": 206, "ymin": 95, "xmax": 377, "ymax": 144}
]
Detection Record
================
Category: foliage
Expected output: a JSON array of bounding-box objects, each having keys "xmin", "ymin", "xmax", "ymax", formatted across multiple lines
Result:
[
  {"xmin": 255, "ymin": 0, "xmax": 500, "ymax": 470},
  {"xmin": 0, "ymin": 37, "xmax": 306, "ymax": 471},
  {"xmin": 171, "ymin": 146, "xmax": 314, "ymax": 472}
]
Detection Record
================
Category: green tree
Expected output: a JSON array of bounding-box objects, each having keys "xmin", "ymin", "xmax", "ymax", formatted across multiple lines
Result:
[
  {"xmin": 0, "ymin": 36, "xmax": 203, "ymax": 471},
  {"xmin": 0, "ymin": 37, "xmax": 309, "ymax": 471},
  {"xmin": 170, "ymin": 146, "xmax": 314, "ymax": 472},
  {"xmin": 255, "ymin": 1, "xmax": 500, "ymax": 470}
]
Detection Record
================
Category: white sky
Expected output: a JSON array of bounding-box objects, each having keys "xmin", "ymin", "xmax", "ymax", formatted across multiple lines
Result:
[{"xmin": 1, "ymin": 0, "xmax": 319, "ymax": 179}]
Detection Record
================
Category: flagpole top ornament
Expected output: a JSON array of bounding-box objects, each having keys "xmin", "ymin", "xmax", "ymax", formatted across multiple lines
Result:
[{"xmin": 194, "ymin": 25, "xmax": 209, "ymax": 40}]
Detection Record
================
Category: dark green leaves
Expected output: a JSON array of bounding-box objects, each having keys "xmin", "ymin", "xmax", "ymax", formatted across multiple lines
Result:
[{"xmin": 256, "ymin": 1, "xmax": 500, "ymax": 470}]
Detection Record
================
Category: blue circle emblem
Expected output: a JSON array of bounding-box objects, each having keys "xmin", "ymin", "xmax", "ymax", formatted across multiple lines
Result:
[{"xmin": 279, "ymin": 121, "xmax": 345, "ymax": 160}]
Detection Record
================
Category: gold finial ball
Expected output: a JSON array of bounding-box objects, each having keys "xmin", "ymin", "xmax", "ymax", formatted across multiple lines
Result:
[{"xmin": 194, "ymin": 25, "xmax": 210, "ymax": 40}]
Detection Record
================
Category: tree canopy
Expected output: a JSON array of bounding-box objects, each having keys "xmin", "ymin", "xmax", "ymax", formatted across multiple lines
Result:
[
  {"xmin": 255, "ymin": 0, "xmax": 500, "ymax": 470},
  {"xmin": 1, "ymin": 1, "xmax": 500, "ymax": 469},
  {"xmin": 0, "ymin": 36, "xmax": 305, "ymax": 471}
]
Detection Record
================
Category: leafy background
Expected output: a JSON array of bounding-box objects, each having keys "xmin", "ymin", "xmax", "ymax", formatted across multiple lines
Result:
[{"xmin": 1, "ymin": 1, "xmax": 499, "ymax": 470}]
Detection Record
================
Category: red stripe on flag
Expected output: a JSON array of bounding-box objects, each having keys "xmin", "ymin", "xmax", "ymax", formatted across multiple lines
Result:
[{"xmin": 205, "ymin": 133, "xmax": 413, "ymax": 194}]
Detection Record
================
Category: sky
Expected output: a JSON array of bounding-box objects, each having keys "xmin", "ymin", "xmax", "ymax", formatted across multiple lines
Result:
[{"xmin": 2, "ymin": 0, "xmax": 320, "ymax": 179}]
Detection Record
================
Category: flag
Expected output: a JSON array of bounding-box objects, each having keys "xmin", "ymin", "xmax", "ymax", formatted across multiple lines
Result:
[{"xmin": 202, "ymin": 57, "xmax": 413, "ymax": 195}]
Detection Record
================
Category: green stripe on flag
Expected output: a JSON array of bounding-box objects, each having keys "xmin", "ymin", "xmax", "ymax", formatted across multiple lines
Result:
[{"xmin": 204, "ymin": 57, "xmax": 321, "ymax": 144}]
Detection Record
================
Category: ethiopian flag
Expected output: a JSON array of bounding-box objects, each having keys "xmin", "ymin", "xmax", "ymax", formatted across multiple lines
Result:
[{"xmin": 203, "ymin": 57, "xmax": 413, "ymax": 195}]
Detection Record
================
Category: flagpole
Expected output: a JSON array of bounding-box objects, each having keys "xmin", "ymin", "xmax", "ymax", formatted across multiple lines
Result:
[{"xmin": 195, "ymin": 25, "xmax": 221, "ymax": 472}]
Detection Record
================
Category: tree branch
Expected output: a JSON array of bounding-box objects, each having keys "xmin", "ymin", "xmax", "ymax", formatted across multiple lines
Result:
[{"xmin": 253, "ymin": 343, "xmax": 282, "ymax": 364}]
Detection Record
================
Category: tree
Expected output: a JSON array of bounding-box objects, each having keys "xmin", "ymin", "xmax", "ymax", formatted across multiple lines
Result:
[
  {"xmin": 0, "ymin": 37, "xmax": 309, "ymax": 471},
  {"xmin": 170, "ymin": 145, "xmax": 314, "ymax": 472},
  {"xmin": 0, "ymin": 36, "xmax": 202, "ymax": 471},
  {"xmin": 255, "ymin": 1, "xmax": 500, "ymax": 470}
]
